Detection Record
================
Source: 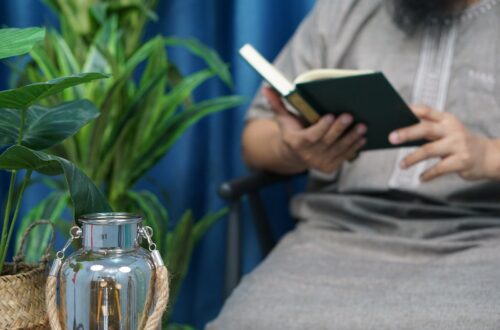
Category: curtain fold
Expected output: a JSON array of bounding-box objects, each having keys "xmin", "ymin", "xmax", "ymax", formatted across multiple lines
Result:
[{"xmin": 0, "ymin": 0, "xmax": 315, "ymax": 327}]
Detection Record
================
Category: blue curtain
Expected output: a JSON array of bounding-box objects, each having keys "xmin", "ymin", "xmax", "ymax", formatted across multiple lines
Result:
[{"xmin": 0, "ymin": 0, "xmax": 315, "ymax": 328}]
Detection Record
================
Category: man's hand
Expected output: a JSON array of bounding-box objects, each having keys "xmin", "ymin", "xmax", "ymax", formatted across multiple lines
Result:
[
  {"xmin": 263, "ymin": 87, "xmax": 367, "ymax": 174},
  {"xmin": 389, "ymin": 105, "xmax": 500, "ymax": 182}
]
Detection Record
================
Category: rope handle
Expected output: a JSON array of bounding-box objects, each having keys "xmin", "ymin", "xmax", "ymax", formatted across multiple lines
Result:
[
  {"xmin": 13, "ymin": 220, "xmax": 56, "ymax": 270},
  {"xmin": 46, "ymin": 225, "xmax": 169, "ymax": 330}
]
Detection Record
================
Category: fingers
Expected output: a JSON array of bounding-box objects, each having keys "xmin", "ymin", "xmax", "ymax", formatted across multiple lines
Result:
[
  {"xmin": 263, "ymin": 87, "xmax": 287, "ymax": 115},
  {"xmin": 298, "ymin": 115, "xmax": 335, "ymax": 145},
  {"xmin": 265, "ymin": 87, "xmax": 307, "ymax": 132},
  {"xmin": 273, "ymin": 107, "xmax": 367, "ymax": 174},
  {"xmin": 327, "ymin": 127, "xmax": 366, "ymax": 164},
  {"xmin": 420, "ymin": 156, "xmax": 463, "ymax": 182},
  {"xmin": 389, "ymin": 121, "xmax": 441, "ymax": 145},
  {"xmin": 329, "ymin": 123, "xmax": 367, "ymax": 154},
  {"xmin": 275, "ymin": 112, "xmax": 305, "ymax": 132},
  {"xmin": 401, "ymin": 139, "xmax": 453, "ymax": 169},
  {"xmin": 344, "ymin": 137, "xmax": 367, "ymax": 161},
  {"xmin": 318, "ymin": 137, "xmax": 366, "ymax": 173},
  {"xmin": 323, "ymin": 114, "xmax": 353, "ymax": 144},
  {"xmin": 389, "ymin": 106, "xmax": 447, "ymax": 145}
]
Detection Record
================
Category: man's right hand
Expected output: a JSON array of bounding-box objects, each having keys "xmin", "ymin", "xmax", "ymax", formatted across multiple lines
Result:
[{"xmin": 263, "ymin": 87, "xmax": 367, "ymax": 174}]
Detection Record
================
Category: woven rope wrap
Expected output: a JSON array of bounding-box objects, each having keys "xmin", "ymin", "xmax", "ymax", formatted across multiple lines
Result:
[
  {"xmin": 145, "ymin": 266, "xmax": 170, "ymax": 330},
  {"xmin": 45, "ymin": 276, "xmax": 61, "ymax": 330},
  {"xmin": 46, "ymin": 258, "xmax": 170, "ymax": 329},
  {"xmin": 0, "ymin": 221, "xmax": 55, "ymax": 330}
]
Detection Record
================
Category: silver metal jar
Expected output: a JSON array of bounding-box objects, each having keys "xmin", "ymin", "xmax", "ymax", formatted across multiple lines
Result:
[{"xmin": 58, "ymin": 213, "xmax": 157, "ymax": 330}]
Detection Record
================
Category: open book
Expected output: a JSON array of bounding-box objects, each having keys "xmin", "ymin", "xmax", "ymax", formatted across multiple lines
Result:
[{"xmin": 240, "ymin": 44, "xmax": 423, "ymax": 151}]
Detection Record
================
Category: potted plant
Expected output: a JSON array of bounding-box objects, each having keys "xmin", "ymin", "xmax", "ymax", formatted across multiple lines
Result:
[
  {"xmin": 0, "ymin": 27, "xmax": 110, "ymax": 329},
  {"xmin": 14, "ymin": 0, "xmax": 244, "ymax": 327}
]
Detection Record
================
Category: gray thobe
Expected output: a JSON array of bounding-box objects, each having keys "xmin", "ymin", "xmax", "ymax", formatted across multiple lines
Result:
[{"xmin": 208, "ymin": 0, "xmax": 500, "ymax": 328}]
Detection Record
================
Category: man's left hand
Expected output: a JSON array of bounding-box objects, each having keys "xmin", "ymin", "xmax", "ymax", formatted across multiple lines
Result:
[{"xmin": 388, "ymin": 105, "xmax": 499, "ymax": 182}]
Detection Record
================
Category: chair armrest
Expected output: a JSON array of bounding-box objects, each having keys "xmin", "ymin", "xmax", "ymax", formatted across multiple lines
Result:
[{"xmin": 218, "ymin": 172, "xmax": 295, "ymax": 201}]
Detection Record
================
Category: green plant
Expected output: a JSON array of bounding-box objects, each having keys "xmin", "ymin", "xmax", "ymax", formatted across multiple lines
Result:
[
  {"xmin": 0, "ymin": 27, "xmax": 110, "ymax": 273},
  {"xmin": 15, "ymin": 0, "xmax": 244, "ymax": 325}
]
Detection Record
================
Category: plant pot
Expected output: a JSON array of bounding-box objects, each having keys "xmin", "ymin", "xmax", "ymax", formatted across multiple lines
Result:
[
  {"xmin": 0, "ymin": 263, "xmax": 49, "ymax": 329},
  {"xmin": 0, "ymin": 221, "xmax": 55, "ymax": 329}
]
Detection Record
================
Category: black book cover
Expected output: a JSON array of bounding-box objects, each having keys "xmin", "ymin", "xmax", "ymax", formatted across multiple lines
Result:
[{"xmin": 296, "ymin": 72, "xmax": 425, "ymax": 151}]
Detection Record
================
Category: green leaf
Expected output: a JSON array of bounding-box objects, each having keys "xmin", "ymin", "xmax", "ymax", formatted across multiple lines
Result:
[
  {"xmin": 132, "ymin": 45, "xmax": 169, "ymax": 149},
  {"xmin": 50, "ymin": 31, "xmax": 80, "ymax": 74},
  {"xmin": 0, "ymin": 100, "xmax": 100, "ymax": 150},
  {"xmin": 82, "ymin": 46, "xmax": 110, "ymax": 75},
  {"xmin": 125, "ymin": 36, "xmax": 163, "ymax": 77},
  {"xmin": 163, "ymin": 208, "xmax": 225, "ymax": 312},
  {"xmin": 127, "ymin": 190, "xmax": 169, "ymax": 236},
  {"xmin": 165, "ymin": 37, "xmax": 233, "ymax": 88},
  {"xmin": 30, "ymin": 44, "xmax": 60, "ymax": 81},
  {"xmin": 0, "ymin": 145, "xmax": 111, "ymax": 218},
  {"xmin": 193, "ymin": 208, "xmax": 228, "ymax": 244},
  {"xmin": 15, "ymin": 191, "xmax": 68, "ymax": 262},
  {"xmin": 90, "ymin": 3, "xmax": 108, "ymax": 25},
  {"xmin": 0, "ymin": 109, "xmax": 19, "ymax": 147},
  {"xmin": 131, "ymin": 96, "xmax": 244, "ymax": 183},
  {"xmin": 161, "ymin": 69, "xmax": 214, "ymax": 117},
  {"xmin": 166, "ymin": 210, "xmax": 194, "ymax": 302},
  {"xmin": 0, "ymin": 72, "xmax": 109, "ymax": 109},
  {"xmin": 91, "ymin": 2, "xmax": 158, "ymax": 25},
  {"xmin": 135, "ymin": 69, "xmax": 214, "ymax": 151},
  {"xmin": 166, "ymin": 96, "xmax": 245, "ymax": 148},
  {"xmin": 49, "ymin": 30, "xmax": 82, "ymax": 100},
  {"xmin": 0, "ymin": 27, "xmax": 46, "ymax": 60},
  {"xmin": 139, "ymin": 41, "xmax": 168, "ymax": 91},
  {"xmin": 107, "ymin": 2, "xmax": 158, "ymax": 22}
]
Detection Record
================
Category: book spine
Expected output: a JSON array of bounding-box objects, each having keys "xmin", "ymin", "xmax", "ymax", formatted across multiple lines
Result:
[{"xmin": 285, "ymin": 92, "xmax": 320, "ymax": 124}]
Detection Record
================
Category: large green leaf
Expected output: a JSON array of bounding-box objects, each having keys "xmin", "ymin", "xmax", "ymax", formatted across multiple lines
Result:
[
  {"xmin": 0, "ymin": 109, "xmax": 19, "ymax": 148},
  {"xmin": 0, "ymin": 145, "xmax": 111, "ymax": 217},
  {"xmin": 0, "ymin": 100, "xmax": 100, "ymax": 150},
  {"xmin": 0, "ymin": 72, "xmax": 109, "ymax": 109},
  {"xmin": 0, "ymin": 27, "xmax": 45, "ymax": 60}
]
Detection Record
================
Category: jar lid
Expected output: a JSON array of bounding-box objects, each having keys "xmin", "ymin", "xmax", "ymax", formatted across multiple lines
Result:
[{"xmin": 79, "ymin": 212, "xmax": 143, "ymax": 225}]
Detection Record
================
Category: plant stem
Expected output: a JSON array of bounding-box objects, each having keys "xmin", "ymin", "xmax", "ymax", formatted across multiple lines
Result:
[
  {"xmin": 0, "ymin": 171, "xmax": 18, "ymax": 274},
  {"xmin": 0, "ymin": 170, "xmax": 32, "ymax": 274}
]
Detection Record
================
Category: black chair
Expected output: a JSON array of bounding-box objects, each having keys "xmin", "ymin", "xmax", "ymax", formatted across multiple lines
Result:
[{"xmin": 218, "ymin": 172, "xmax": 303, "ymax": 298}]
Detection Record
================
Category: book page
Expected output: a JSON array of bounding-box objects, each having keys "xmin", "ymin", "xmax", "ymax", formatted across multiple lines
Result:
[
  {"xmin": 239, "ymin": 44, "xmax": 295, "ymax": 96},
  {"xmin": 294, "ymin": 69, "xmax": 373, "ymax": 84}
]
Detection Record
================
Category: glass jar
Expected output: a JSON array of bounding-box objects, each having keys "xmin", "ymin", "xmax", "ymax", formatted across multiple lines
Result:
[{"xmin": 59, "ymin": 213, "xmax": 156, "ymax": 330}]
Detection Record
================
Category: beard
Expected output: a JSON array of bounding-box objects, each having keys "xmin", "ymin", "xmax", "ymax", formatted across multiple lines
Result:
[{"xmin": 391, "ymin": 0, "xmax": 470, "ymax": 33}]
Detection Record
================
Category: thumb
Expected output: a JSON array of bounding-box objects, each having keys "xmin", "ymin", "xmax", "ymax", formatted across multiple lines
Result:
[
  {"xmin": 263, "ymin": 87, "xmax": 303, "ymax": 130},
  {"xmin": 263, "ymin": 87, "xmax": 287, "ymax": 116}
]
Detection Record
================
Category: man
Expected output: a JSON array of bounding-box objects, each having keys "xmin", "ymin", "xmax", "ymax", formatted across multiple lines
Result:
[{"xmin": 209, "ymin": 0, "xmax": 500, "ymax": 328}]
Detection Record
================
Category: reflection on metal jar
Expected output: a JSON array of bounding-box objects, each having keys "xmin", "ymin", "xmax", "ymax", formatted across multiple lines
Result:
[{"xmin": 59, "ymin": 213, "xmax": 156, "ymax": 330}]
